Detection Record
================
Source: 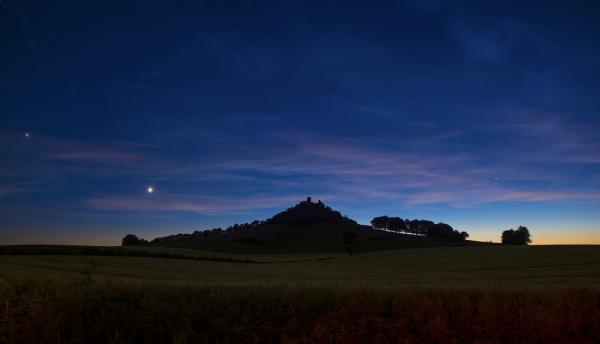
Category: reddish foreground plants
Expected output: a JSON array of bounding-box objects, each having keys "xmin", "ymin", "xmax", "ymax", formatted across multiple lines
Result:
[{"xmin": 0, "ymin": 278, "xmax": 598, "ymax": 343}]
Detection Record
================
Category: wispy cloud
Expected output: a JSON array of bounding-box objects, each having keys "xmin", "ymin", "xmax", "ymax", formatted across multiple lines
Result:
[
  {"xmin": 47, "ymin": 149, "xmax": 144, "ymax": 163},
  {"xmin": 406, "ymin": 189, "xmax": 600, "ymax": 206},
  {"xmin": 85, "ymin": 193, "xmax": 312, "ymax": 215},
  {"xmin": 73, "ymin": 125, "xmax": 600, "ymax": 211},
  {"xmin": 0, "ymin": 186, "xmax": 26, "ymax": 196},
  {"xmin": 3, "ymin": 120, "xmax": 600, "ymax": 215},
  {"xmin": 1, "ymin": 133, "xmax": 152, "ymax": 165},
  {"xmin": 479, "ymin": 109, "xmax": 600, "ymax": 165},
  {"xmin": 451, "ymin": 17, "xmax": 545, "ymax": 63}
]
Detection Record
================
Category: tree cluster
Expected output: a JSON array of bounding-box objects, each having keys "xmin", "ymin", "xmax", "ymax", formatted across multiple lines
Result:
[
  {"xmin": 225, "ymin": 220, "xmax": 265, "ymax": 232},
  {"xmin": 501, "ymin": 226, "xmax": 531, "ymax": 245},
  {"xmin": 121, "ymin": 234, "xmax": 148, "ymax": 246},
  {"xmin": 370, "ymin": 216, "xmax": 469, "ymax": 242},
  {"xmin": 150, "ymin": 228, "xmax": 223, "ymax": 243},
  {"xmin": 149, "ymin": 220, "xmax": 268, "ymax": 243}
]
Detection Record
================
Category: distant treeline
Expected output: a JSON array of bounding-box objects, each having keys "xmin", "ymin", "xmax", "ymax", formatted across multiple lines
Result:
[
  {"xmin": 0, "ymin": 246, "xmax": 258, "ymax": 263},
  {"xmin": 370, "ymin": 216, "xmax": 469, "ymax": 242},
  {"xmin": 148, "ymin": 221, "xmax": 265, "ymax": 244}
]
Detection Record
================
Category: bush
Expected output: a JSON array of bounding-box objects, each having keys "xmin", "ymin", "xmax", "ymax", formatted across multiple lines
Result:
[
  {"xmin": 502, "ymin": 226, "xmax": 532, "ymax": 245},
  {"xmin": 121, "ymin": 234, "xmax": 148, "ymax": 246}
]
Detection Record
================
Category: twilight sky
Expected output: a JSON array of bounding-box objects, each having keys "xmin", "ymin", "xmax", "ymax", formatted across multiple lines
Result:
[{"xmin": 1, "ymin": 0, "xmax": 600, "ymax": 245}]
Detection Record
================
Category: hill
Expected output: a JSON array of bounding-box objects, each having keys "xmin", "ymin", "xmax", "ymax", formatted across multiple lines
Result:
[{"xmin": 137, "ymin": 197, "xmax": 486, "ymax": 254}]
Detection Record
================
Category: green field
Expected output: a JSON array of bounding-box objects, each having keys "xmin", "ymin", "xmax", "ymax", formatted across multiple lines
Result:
[{"xmin": 2, "ymin": 245, "xmax": 599, "ymax": 288}]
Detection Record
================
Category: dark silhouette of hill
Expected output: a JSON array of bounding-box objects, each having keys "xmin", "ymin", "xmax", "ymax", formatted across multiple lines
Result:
[
  {"xmin": 264, "ymin": 197, "xmax": 357, "ymax": 226},
  {"xmin": 132, "ymin": 197, "xmax": 488, "ymax": 254}
]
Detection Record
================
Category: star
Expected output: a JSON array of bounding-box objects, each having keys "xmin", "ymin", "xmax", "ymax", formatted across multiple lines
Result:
[
  {"xmin": 147, "ymin": 186, "xmax": 154, "ymax": 194},
  {"xmin": 24, "ymin": 132, "xmax": 31, "ymax": 138}
]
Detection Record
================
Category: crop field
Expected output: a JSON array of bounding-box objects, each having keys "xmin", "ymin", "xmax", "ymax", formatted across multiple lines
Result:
[
  {"xmin": 1, "ymin": 245, "xmax": 599, "ymax": 288},
  {"xmin": 1, "ymin": 245, "xmax": 600, "ymax": 343}
]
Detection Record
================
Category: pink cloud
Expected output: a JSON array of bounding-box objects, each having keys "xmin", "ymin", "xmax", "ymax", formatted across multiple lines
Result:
[
  {"xmin": 406, "ymin": 188, "xmax": 600, "ymax": 205},
  {"xmin": 48, "ymin": 149, "xmax": 143, "ymax": 163},
  {"xmin": 0, "ymin": 186, "xmax": 26, "ymax": 196},
  {"xmin": 85, "ymin": 193, "xmax": 316, "ymax": 214},
  {"xmin": 0, "ymin": 133, "xmax": 151, "ymax": 165},
  {"xmin": 4, "ymin": 129, "xmax": 599, "ymax": 209}
]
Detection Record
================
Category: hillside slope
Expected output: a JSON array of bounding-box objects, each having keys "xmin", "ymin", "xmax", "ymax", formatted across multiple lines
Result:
[{"xmin": 146, "ymin": 198, "xmax": 487, "ymax": 254}]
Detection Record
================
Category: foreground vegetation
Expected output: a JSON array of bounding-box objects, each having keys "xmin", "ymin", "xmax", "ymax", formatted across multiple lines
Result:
[
  {"xmin": 0, "ymin": 277, "xmax": 598, "ymax": 343},
  {"xmin": 1, "ymin": 245, "xmax": 598, "ymax": 342}
]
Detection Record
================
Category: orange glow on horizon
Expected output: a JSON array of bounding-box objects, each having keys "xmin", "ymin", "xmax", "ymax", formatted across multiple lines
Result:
[{"xmin": 473, "ymin": 230, "xmax": 600, "ymax": 245}]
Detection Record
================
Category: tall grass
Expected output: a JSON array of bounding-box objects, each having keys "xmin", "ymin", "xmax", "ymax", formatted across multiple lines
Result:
[{"xmin": 0, "ymin": 277, "xmax": 599, "ymax": 343}]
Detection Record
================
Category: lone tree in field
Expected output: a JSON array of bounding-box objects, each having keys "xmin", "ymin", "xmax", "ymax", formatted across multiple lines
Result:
[
  {"xmin": 121, "ymin": 234, "xmax": 148, "ymax": 246},
  {"xmin": 342, "ymin": 231, "xmax": 358, "ymax": 256},
  {"xmin": 501, "ymin": 226, "xmax": 532, "ymax": 245}
]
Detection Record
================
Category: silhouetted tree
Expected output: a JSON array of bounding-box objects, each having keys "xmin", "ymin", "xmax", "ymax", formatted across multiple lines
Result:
[
  {"xmin": 425, "ymin": 222, "xmax": 469, "ymax": 241},
  {"xmin": 502, "ymin": 226, "xmax": 531, "ymax": 245},
  {"xmin": 388, "ymin": 217, "xmax": 407, "ymax": 233},
  {"xmin": 370, "ymin": 216, "xmax": 389, "ymax": 230},
  {"xmin": 407, "ymin": 219, "xmax": 434, "ymax": 236},
  {"xmin": 342, "ymin": 231, "xmax": 358, "ymax": 256},
  {"xmin": 121, "ymin": 234, "xmax": 147, "ymax": 246}
]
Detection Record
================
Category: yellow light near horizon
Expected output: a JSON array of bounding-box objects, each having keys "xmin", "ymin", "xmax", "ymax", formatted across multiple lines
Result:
[{"xmin": 473, "ymin": 229, "xmax": 600, "ymax": 245}]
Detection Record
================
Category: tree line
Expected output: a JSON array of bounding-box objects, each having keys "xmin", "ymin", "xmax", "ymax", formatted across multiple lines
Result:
[
  {"xmin": 146, "ymin": 221, "xmax": 265, "ymax": 244},
  {"xmin": 370, "ymin": 216, "xmax": 469, "ymax": 242}
]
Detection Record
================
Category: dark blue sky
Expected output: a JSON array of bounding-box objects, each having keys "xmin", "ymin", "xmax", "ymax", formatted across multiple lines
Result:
[{"xmin": 1, "ymin": 0, "xmax": 600, "ymax": 244}]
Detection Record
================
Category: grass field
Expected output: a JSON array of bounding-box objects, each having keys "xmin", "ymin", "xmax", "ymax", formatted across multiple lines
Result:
[
  {"xmin": 1, "ymin": 245, "xmax": 600, "ymax": 342},
  {"xmin": 0, "ymin": 244, "xmax": 339, "ymax": 263},
  {"xmin": 1, "ymin": 245, "xmax": 599, "ymax": 288}
]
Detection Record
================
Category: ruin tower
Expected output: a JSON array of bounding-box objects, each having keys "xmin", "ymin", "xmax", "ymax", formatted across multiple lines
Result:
[{"xmin": 306, "ymin": 196, "xmax": 312, "ymax": 203}]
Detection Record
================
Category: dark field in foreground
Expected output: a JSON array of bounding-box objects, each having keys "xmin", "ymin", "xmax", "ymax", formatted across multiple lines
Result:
[
  {"xmin": 1, "ymin": 245, "xmax": 599, "ymax": 343},
  {"xmin": 0, "ymin": 278, "xmax": 599, "ymax": 343},
  {"xmin": 1, "ymin": 245, "xmax": 599, "ymax": 287}
]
